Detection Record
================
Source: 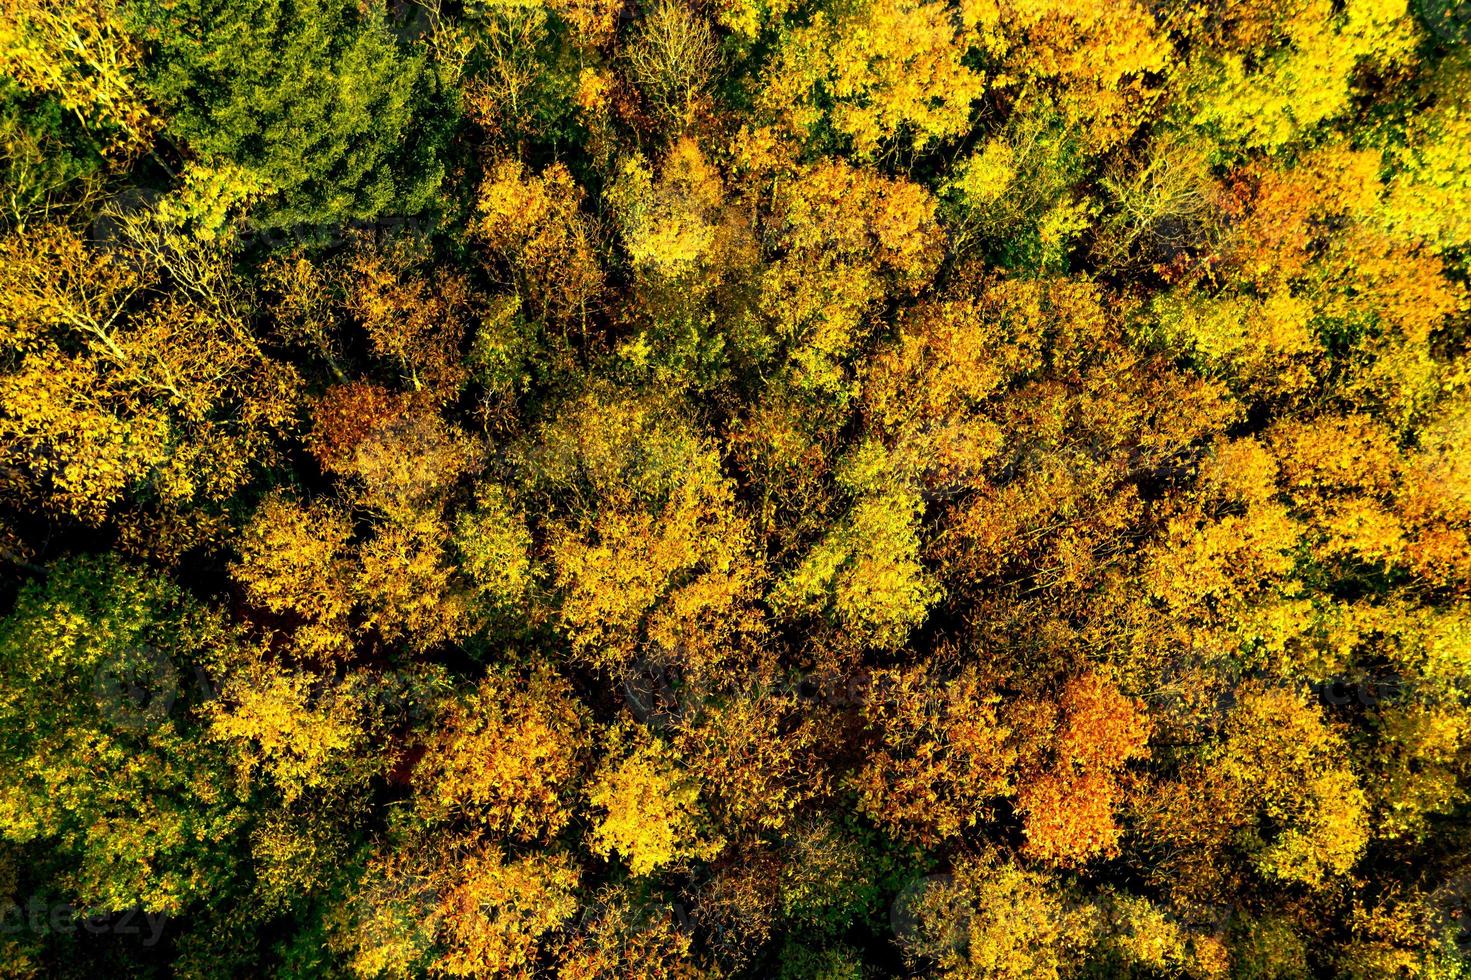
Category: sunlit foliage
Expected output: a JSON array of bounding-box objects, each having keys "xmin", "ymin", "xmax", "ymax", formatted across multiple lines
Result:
[{"xmin": 1, "ymin": 0, "xmax": 1468, "ymax": 974}]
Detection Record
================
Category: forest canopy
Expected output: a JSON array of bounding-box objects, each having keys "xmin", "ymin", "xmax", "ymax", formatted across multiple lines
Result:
[{"xmin": 0, "ymin": 0, "xmax": 1470, "ymax": 976}]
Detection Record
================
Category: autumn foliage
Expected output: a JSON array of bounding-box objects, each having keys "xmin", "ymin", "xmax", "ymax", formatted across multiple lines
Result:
[{"xmin": 1, "ymin": 0, "xmax": 1470, "ymax": 976}]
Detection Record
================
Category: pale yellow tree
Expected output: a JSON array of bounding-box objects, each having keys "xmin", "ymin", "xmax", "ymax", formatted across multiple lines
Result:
[
  {"xmin": 587, "ymin": 725, "xmax": 723, "ymax": 875},
  {"xmin": 760, "ymin": 0, "xmax": 985, "ymax": 155}
]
